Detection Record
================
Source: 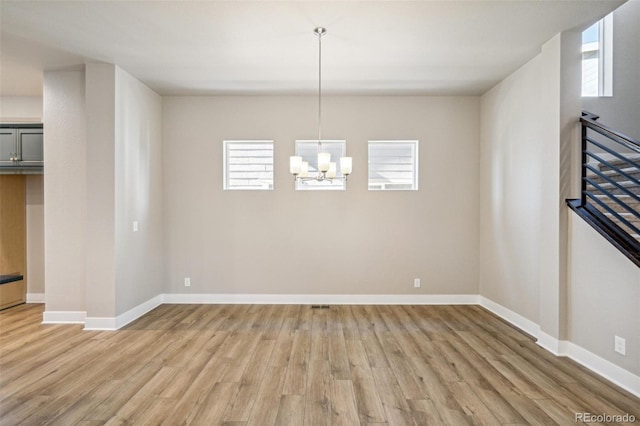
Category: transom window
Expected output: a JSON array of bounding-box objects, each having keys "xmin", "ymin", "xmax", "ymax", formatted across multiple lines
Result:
[
  {"xmin": 223, "ymin": 140, "xmax": 274, "ymax": 190},
  {"xmin": 368, "ymin": 140, "xmax": 419, "ymax": 191}
]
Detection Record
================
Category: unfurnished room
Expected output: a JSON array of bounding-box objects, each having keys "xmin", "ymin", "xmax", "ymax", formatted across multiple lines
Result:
[{"xmin": 0, "ymin": 0, "xmax": 639, "ymax": 424}]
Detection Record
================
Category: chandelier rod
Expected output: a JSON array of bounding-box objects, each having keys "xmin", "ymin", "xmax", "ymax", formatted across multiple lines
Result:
[{"xmin": 315, "ymin": 27, "xmax": 325, "ymax": 153}]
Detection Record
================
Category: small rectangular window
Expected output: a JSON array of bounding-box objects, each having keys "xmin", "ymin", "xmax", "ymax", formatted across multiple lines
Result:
[
  {"xmin": 368, "ymin": 140, "xmax": 418, "ymax": 191},
  {"xmin": 582, "ymin": 13, "xmax": 613, "ymax": 97},
  {"xmin": 295, "ymin": 140, "xmax": 346, "ymax": 191},
  {"xmin": 223, "ymin": 140, "xmax": 274, "ymax": 190}
]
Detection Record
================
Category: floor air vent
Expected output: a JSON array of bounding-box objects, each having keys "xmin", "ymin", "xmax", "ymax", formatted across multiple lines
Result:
[{"xmin": 311, "ymin": 305, "xmax": 330, "ymax": 309}]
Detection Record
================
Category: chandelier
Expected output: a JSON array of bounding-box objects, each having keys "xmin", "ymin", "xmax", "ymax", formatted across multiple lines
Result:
[{"xmin": 289, "ymin": 27, "xmax": 352, "ymax": 182}]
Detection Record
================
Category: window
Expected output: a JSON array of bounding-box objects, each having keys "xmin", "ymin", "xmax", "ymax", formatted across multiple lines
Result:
[
  {"xmin": 582, "ymin": 13, "xmax": 613, "ymax": 97},
  {"xmin": 368, "ymin": 140, "xmax": 418, "ymax": 191},
  {"xmin": 295, "ymin": 140, "xmax": 346, "ymax": 191},
  {"xmin": 223, "ymin": 140, "xmax": 274, "ymax": 190}
]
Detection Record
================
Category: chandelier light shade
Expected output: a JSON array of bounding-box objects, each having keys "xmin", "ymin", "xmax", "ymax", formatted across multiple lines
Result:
[
  {"xmin": 290, "ymin": 27, "xmax": 352, "ymax": 184},
  {"xmin": 317, "ymin": 152, "xmax": 331, "ymax": 173},
  {"xmin": 290, "ymin": 156, "xmax": 302, "ymax": 175},
  {"xmin": 340, "ymin": 157, "xmax": 352, "ymax": 175}
]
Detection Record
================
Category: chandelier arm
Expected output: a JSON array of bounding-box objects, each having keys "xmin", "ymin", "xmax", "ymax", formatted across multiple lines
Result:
[{"xmin": 296, "ymin": 176, "xmax": 346, "ymax": 183}]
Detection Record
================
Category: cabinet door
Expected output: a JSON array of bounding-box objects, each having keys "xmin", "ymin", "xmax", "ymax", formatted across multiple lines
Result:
[
  {"xmin": 0, "ymin": 129, "xmax": 17, "ymax": 166},
  {"xmin": 17, "ymin": 128, "xmax": 43, "ymax": 166},
  {"xmin": 0, "ymin": 175, "xmax": 27, "ymax": 309}
]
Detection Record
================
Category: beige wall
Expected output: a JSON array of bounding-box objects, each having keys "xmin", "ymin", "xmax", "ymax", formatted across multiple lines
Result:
[
  {"xmin": 0, "ymin": 96, "xmax": 45, "ymax": 296},
  {"xmin": 85, "ymin": 63, "xmax": 117, "ymax": 318},
  {"xmin": 43, "ymin": 65, "xmax": 163, "ymax": 321},
  {"xmin": 0, "ymin": 96, "xmax": 42, "ymax": 123},
  {"xmin": 43, "ymin": 70, "xmax": 87, "ymax": 312},
  {"xmin": 480, "ymin": 28, "xmax": 640, "ymax": 379},
  {"xmin": 114, "ymin": 67, "xmax": 163, "ymax": 315},
  {"xmin": 479, "ymin": 31, "xmax": 580, "ymax": 339},
  {"xmin": 568, "ymin": 212, "xmax": 640, "ymax": 376},
  {"xmin": 162, "ymin": 96, "xmax": 480, "ymax": 295},
  {"xmin": 480, "ymin": 53, "xmax": 546, "ymax": 324}
]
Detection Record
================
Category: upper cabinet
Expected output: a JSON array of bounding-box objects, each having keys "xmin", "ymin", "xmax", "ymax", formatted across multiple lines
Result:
[{"xmin": 0, "ymin": 124, "xmax": 43, "ymax": 174}]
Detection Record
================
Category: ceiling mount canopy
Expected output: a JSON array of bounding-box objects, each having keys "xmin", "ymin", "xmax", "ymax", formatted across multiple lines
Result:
[{"xmin": 290, "ymin": 27, "xmax": 352, "ymax": 184}]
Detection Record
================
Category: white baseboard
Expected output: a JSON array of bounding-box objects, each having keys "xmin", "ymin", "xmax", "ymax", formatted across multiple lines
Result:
[
  {"xmin": 161, "ymin": 293, "xmax": 480, "ymax": 305},
  {"xmin": 26, "ymin": 293, "xmax": 45, "ymax": 303},
  {"xmin": 565, "ymin": 341, "xmax": 640, "ymax": 398},
  {"xmin": 479, "ymin": 296, "xmax": 540, "ymax": 338},
  {"xmin": 116, "ymin": 295, "xmax": 162, "ymax": 329},
  {"xmin": 84, "ymin": 295, "xmax": 163, "ymax": 331},
  {"xmin": 83, "ymin": 317, "xmax": 116, "ymax": 330},
  {"xmin": 42, "ymin": 310, "xmax": 86, "ymax": 324},
  {"xmin": 536, "ymin": 331, "xmax": 569, "ymax": 356},
  {"xmin": 479, "ymin": 296, "xmax": 639, "ymax": 398}
]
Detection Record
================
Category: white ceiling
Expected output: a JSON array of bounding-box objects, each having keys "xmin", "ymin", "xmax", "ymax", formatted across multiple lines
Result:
[{"xmin": 0, "ymin": 0, "xmax": 624, "ymax": 97}]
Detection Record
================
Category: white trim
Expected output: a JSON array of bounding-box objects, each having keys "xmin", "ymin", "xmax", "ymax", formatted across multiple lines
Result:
[
  {"xmin": 565, "ymin": 341, "xmax": 640, "ymax": 398},
  {"xmin": 26, "ymin": 293, "xmax": 45, "ymax": 303},
  {"xmin": 368, "ymin": 140, "xmax": 419, "ymax": 191},
  {"xmin": 479, "ymin": 296, "xmax": 540, "ymax": 338},
  {"xmin": 84, "ymin": 295, "xmax": 162, "ymax": 331},
  {"xmin": 480, "ymin": 296, "xmax": 639, "ymax": 398},
  {"xmin": 536, "ymin": 331, "xmax": 569, "ymax": 356},
  {"xmin": 600, "ymin": 12, "xmax": 613, "ymax": 97},
  {"xmin": 115, "ymin": 295, "xmax": 162, "ymax": 329},
  {"xmin": 161, "ymin": 293, "xmax": 480, "ymax": 305},
  {"xmin": 84, "ymin": 317, "xmax": 116, "ymax": 330},
  {"xmin": 42, "ymin": 310, "xmax": 86, "ymax": 324},
  {"xmin": 223, "ymin": 140, "xmax": 274, "ymax": 191}
]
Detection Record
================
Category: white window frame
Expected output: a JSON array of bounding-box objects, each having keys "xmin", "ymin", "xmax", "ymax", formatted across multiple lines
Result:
[
  {"xmin": 368, "ymin": 140, "xmax": 419, "ymax": 191},
  {"xmin": 295, "ymin": 140, "xmax": 346, "ymax": 191},
  {"xmin": 223, "ymin": 140, "xmax": 274, "ymax": 190},
  {"xmin": 582, "ymin": 13, "xmax": 613, "ymax": 97}
]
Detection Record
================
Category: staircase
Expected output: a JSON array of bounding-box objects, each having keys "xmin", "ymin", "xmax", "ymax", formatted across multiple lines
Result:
[{"xmin": 585, "ymin": 154, "xmax": 640, "ymax": 241}]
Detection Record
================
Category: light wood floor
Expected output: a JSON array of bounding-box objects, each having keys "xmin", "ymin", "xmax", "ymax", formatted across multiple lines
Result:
[{"xmin": 1, "ymin": 304, "xmax": 638, "ymax": 425}]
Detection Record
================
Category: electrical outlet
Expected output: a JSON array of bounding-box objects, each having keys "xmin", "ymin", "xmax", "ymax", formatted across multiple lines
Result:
[
  {"xmin": 614, "ymin": 336, "xmax": 626, "ymax": 355},
  {"xmin": 184, "ymin": 277, "xmax": 191, "ymax": 287},
  {"xmin": 133, "ymin": 221, "xmax": 139, "ymax": 232},
  {"xmin": 414, "ymin": 278, "xmax": 421, "ymax": 288}
]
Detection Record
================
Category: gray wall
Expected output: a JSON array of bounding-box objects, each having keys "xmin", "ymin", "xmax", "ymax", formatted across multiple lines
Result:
[{"xmin": 162, "ymin": 96, "xmax": 480, "ymax": 296}]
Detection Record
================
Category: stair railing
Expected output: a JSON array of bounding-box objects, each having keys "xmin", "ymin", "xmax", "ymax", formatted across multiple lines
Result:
[{"xmin": 569, "ymin": 111, "xmax": 640, "ymax": 265}]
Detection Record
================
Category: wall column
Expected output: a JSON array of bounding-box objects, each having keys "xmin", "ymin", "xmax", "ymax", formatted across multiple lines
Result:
[
  {"xmin": 84, "ymin": 63, "xmax": 117, "ymax": 327},
  {"xmin": 537, "ymin": 30, "xmax": 581, "ymax": 352},
  {"xmin": 43, "ymin": 69, "xmax": 87, "ymax": 322}
]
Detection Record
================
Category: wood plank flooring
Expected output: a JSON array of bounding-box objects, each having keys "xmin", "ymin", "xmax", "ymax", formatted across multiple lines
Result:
[{"xmin": 1, "ymin": 303, "xmax": 638, "ymax": 425}]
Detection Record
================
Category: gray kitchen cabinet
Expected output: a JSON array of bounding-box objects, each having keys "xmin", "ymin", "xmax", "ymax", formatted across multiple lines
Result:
[{"xmin": 0, "ymin": 124, "xmax": 43, "ymax": 173}]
